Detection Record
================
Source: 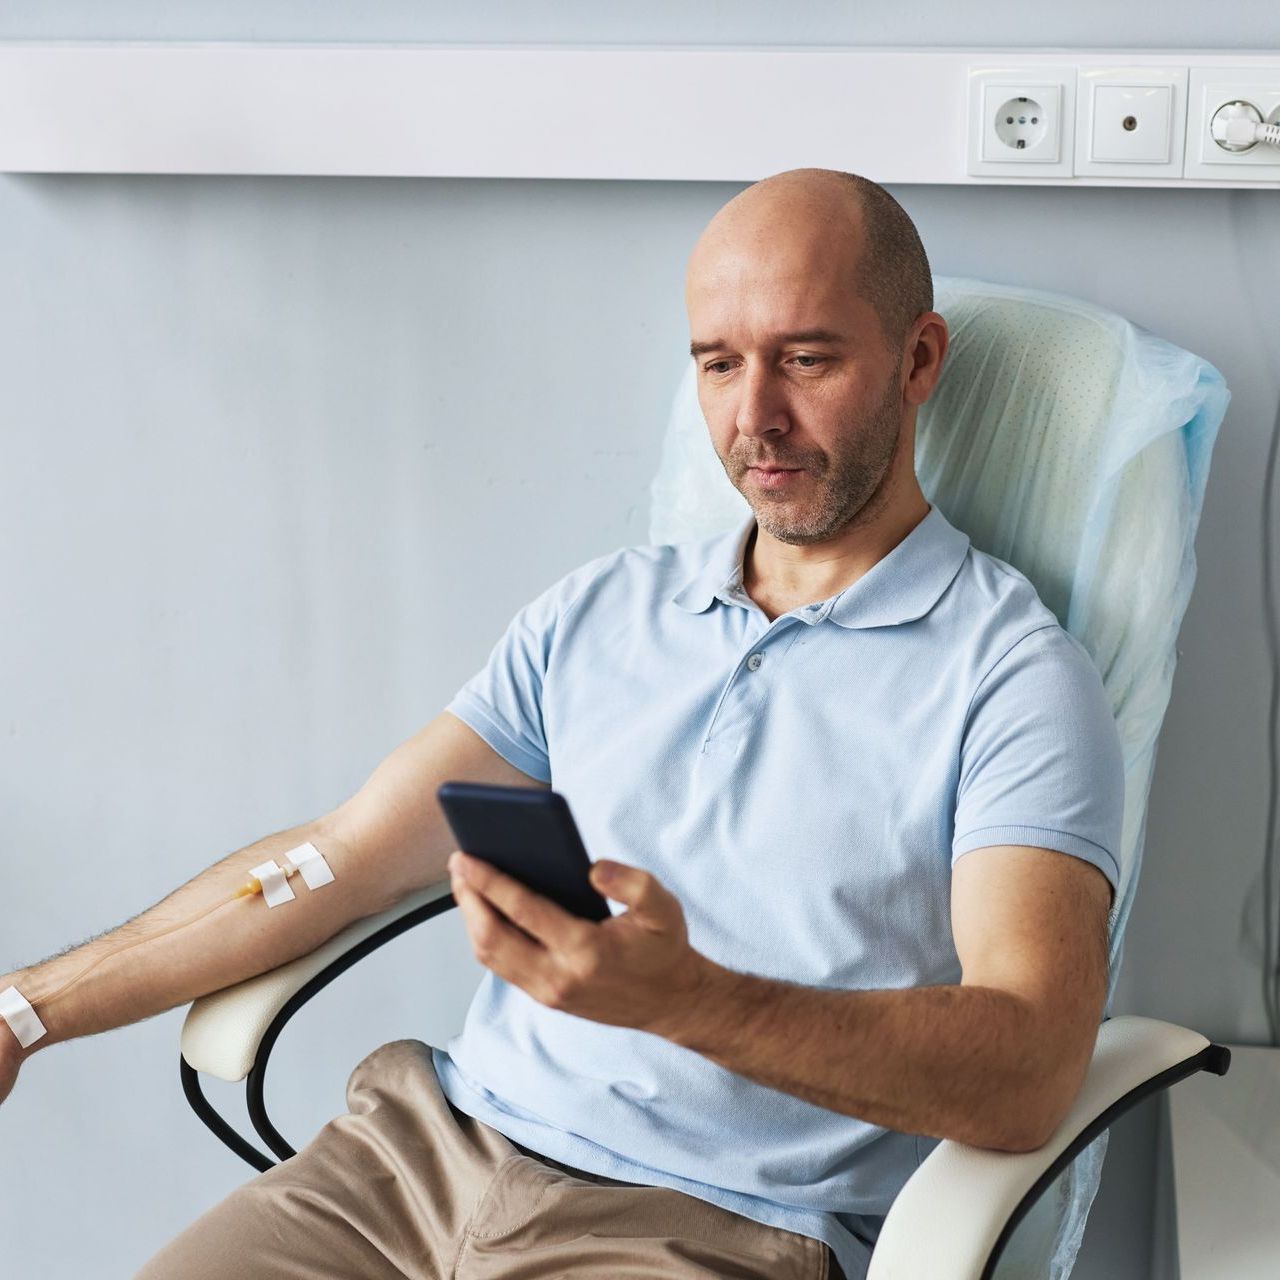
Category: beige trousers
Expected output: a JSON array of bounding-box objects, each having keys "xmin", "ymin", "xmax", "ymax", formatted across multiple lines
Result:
[{"xmin": 137, "ymin": 1039, "xmax": 842, "ymax": 1279}]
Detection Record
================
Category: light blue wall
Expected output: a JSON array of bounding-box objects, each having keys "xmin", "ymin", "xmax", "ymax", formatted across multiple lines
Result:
[
  {"xmin": 1, "ymin": 5, "xmax": 1277, "ymax": 1277},
  {"xmin": 1, "ymin": 0, "xmax": 1277, "ymax": 48}
]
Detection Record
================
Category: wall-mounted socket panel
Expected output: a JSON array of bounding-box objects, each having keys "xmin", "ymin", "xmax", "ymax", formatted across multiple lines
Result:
[
  {"xmin": 1184, "ymin": 67, "xmax": 1280, "ymax": 183},
  {"xmin": 1075, "ymin": 67, "xmax": 1187, "ymax": 178},
  {"xmin": 970, "ymin": 59, "xmax": 1280, "ymax": 184},
  {"xmin": 967, "ymin": 67, "xmax": 1076, "ymax": 178}
]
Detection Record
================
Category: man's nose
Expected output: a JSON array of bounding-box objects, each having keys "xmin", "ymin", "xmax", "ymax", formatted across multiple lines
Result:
[{"xmin": 734, "ymin": 363, "xmax": 789, "ymax": 438}]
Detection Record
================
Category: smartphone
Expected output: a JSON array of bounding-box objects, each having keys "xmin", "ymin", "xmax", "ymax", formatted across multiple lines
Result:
[{"xmin": 436, "ymin": 781, "xmax": 612, "ymax": 923}]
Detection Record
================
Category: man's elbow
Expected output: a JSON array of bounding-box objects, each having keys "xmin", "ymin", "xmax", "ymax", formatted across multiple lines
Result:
[
  {"xmin": 977, "ymin": 1069, "xmax": 1084, "ymax": 1153},
  {"xmin": 967, "ymin": 1108, "xmax": 1056, "ymax": 1154},
  {"xmin": 981, "ymin": 1111, "xmax": 1060, "ymax": 1154}
]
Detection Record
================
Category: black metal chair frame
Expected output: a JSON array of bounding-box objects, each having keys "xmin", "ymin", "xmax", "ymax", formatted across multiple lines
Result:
[{"xmin": 181, "ymin": 891, "xmax": 459, "ymax": 1172}]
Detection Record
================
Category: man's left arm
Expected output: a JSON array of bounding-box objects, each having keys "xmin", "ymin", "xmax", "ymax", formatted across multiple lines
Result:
[
  {"xmin": 655, "ymin": 843, "xmax": 1113, "ymax": 1153},
  {"xmin": 446, "ymin": 840, "xmax": 1112, "ymax": 1154}
]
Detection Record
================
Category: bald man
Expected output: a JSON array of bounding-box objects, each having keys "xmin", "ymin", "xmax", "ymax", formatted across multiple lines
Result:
[{"xmin": 2, "ymin": 170, "xmax": 1122, "ymax": 1280}]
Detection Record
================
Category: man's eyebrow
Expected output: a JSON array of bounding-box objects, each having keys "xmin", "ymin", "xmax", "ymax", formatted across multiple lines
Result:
[{"xmin": 689, "ymin": 329, "xmax": 847, "ymax": 358}]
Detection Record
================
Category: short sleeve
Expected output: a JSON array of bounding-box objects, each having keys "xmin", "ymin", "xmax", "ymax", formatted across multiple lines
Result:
[
  {"xmin": 443, "ymin": 552, "xmax": 614, "ymax": 784},
  {"xmin": 952, "ymin": 624, "xmax": 1124, "ymax": 892}
]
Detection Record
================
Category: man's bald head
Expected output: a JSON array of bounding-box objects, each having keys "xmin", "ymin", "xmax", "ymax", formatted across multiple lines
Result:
[{"xmin": 687, "ymin": 168, "xmax": 933, "ymax": 349}]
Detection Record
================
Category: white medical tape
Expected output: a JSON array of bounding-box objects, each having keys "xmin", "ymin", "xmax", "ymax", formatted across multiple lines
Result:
[
  {"xmin": 282, "ymin": 840, "xmax": 335, "ymax": 890},
  {"xmin": 249, "ymin": 859, "xmax": 296, "ymax": 908},
  {"xmin": 0, "ymin": 984, "xmax": 48, "ymax": 1049}
]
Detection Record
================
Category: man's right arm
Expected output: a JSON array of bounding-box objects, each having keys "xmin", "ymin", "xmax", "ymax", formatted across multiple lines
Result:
[{"xmin": 0, "ymin": 711, "xmax": 544, "ymax": 1098}]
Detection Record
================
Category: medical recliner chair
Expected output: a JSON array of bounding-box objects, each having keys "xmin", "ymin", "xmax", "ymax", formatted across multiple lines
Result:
[{"xmin": 177, "ymin": 277, "xmax": 1233, "ymax": 1278}]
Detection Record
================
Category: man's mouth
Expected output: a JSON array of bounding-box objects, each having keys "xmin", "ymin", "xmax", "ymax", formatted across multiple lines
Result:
[{"xmin": 748, "ymin": 466, "xmax": 804, "ymax": 489}]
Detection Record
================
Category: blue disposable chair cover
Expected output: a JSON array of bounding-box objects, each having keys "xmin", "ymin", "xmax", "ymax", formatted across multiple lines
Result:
[{"xmin": 648, "ymin": 276, "xmax": 1229, "ymax": 1277}]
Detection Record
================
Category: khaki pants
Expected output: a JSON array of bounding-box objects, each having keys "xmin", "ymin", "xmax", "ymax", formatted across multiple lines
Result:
[{"xmin": 138, "ymin": 1039, "xmax": 843, "ymax": 1279}]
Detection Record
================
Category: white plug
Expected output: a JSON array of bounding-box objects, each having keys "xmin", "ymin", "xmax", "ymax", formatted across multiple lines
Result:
[
  {"xmin": 1222, "ymin": 117, "xmax": 1280, "ymax": 150},
  {"xmin": 1211, "ymin": 99, "xmax": 1280, "ymax": 152}
]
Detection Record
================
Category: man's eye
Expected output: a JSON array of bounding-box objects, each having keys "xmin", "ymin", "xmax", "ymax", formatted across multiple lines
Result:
[
  {"xmin": 703, "ymin": 360, "xmax": 732, "ymax": 374},
  {"xmin": 793, "ymin": 355, "xmax": 824, "ymax": 368}
]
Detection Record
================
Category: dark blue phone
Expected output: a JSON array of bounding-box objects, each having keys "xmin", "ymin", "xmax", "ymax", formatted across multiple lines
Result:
[{"xmin": 437, "ymin": 781, "xmax": 612, "ymax": 923}]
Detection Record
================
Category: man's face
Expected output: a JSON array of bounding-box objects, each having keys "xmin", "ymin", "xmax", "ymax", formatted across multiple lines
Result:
[{"xmin": 686, "ymin": 229, "xmax": 908, "ymax": 547}]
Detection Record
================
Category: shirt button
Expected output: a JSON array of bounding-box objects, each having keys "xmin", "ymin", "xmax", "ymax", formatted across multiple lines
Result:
[{"xmin": 746, "ymin": 652, "xmax": 764, "ymax": 671}]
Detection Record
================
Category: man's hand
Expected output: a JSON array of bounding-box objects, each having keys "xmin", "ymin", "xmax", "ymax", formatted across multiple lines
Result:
[{"xmin": 447, "ymin": 851, "xmax": 711, "ymax": 1035}]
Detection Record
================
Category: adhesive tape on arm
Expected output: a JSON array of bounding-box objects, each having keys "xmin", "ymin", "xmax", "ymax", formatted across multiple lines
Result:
[
  {"xmin": 284, "ymin": 841, "xmax": 335, "ymax": 890},
  {"xmin": 249, "ymin": 859, "xmax": 296, "ymax": 908},
  {"xmin": 0, "ymin": 985, "xmax": 48, "ymax": 1049}
]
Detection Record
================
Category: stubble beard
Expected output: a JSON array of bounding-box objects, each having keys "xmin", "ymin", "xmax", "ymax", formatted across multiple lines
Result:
[{"xmin": 722, "ymin": 374, "xmax": 905, "ymax": 547}]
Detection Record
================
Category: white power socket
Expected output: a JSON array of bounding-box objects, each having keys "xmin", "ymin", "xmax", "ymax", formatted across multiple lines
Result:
[
  {"xmin": 967, "ymin": 68, "xmax": 1075, "ymax": 177},
  {"xmin": 1185, "ymin": 67, "xmax": 1280, "ymax": 182}
]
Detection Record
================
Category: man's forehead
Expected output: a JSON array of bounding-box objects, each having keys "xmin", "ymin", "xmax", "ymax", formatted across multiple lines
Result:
[
  {"xmin": 686, "ymin": 240, "xmax": 863, "ymax": 324},
  {"xmin": 686, "ymin": 270, "xmax": 878, "ymax": 351}
]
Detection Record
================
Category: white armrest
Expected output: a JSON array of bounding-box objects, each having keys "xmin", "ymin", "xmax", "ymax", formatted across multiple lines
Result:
[
  {"xmin": 867, "ymin": 1015, "xmax": 1219, "ymax": 1279},
  {"xmin": 180, "ymin": 882, "xmax": 454, "ymax": 1083}
]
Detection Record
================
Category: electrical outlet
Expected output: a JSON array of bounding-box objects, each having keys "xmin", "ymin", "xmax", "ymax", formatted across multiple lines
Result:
[
  {"xmin": 1184, "ymin": 66, "xmax": 1280, "ymax": 182},
  {"xmin": 1075, "ymin": 67, "xmax": 1187, "ymax": 178},
  {"xmin": 968, "ymin": 67, "xmax": 1075, "ymax": 178}
]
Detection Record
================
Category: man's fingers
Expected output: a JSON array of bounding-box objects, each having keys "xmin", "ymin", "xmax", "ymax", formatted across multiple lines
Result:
[
  {"xmin": 590, "ymin": 860, "xmax": 680, "ymax": 933},
  {"xmin": 451, "ymin": 873, "xmax": 543, "ymax": 969},
  {"xmin": 450, "ymin": 851, "xmax": 591, "ymax": 948}
]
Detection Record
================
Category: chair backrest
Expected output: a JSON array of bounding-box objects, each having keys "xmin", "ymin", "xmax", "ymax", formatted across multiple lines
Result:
[
  {"xmin": 917, "ymin": 278, "xmax": 1228, "ymax": 992},
  {"xmin": 648, "ymin": 275, "xmax": 1229, "ymax": 1278}
]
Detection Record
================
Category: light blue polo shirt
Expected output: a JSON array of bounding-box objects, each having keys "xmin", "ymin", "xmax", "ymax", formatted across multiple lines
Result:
[{"xmin": 432, "ymin": 502, "xmax": 1124, "ymax": 1280}]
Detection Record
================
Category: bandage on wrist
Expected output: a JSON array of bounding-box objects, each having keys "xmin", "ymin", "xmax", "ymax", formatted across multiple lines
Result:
[{"xmin": 0, "ymin": 984, "xmax": 48, "ymax": 1049}]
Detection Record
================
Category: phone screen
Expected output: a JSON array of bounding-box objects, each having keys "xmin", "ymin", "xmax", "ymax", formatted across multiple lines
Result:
[{"xmin": 437, "ymin": 781, "xmax": 612, "ymax": 923}]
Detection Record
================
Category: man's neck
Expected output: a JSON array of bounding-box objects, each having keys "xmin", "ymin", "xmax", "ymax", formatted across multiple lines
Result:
[{"xmin": 742, "ymin": 494, "xmax": 931, "ymax": 613}]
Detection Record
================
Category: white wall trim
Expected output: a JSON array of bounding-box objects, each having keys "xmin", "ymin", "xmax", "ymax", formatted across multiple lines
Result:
[{"xmin": 0, "ymin": 42, "xmax": 1277, "ymax": 186}]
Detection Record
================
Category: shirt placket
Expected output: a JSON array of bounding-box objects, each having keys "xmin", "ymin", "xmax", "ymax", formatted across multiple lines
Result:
[{"xmin": 700, "ymin": 583, "xmax": 809, "ymax": 759}]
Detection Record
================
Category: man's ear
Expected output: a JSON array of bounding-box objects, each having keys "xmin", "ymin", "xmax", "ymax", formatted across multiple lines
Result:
[{"xmin": 903, "ymin": 312, "xmax": 949, "ymax": 407}]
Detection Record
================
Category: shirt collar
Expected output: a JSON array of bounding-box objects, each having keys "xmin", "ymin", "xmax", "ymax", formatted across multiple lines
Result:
[{"xmin": 669, "ymin": 503, "xmax": 970, "ymax": 629}]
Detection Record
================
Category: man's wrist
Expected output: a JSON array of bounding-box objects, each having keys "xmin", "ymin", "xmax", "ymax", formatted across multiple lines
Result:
[
  {"xmin": 0, "ymin": 971, "xmax": 45, "ymax": 1061},
  {"xmin": 0, "ymin": 1020, "xmax": 36, "ymax": 1064},
  {"xmin": 649, "ymin": 955, "xmax": 744, "ymax": 1050}
]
